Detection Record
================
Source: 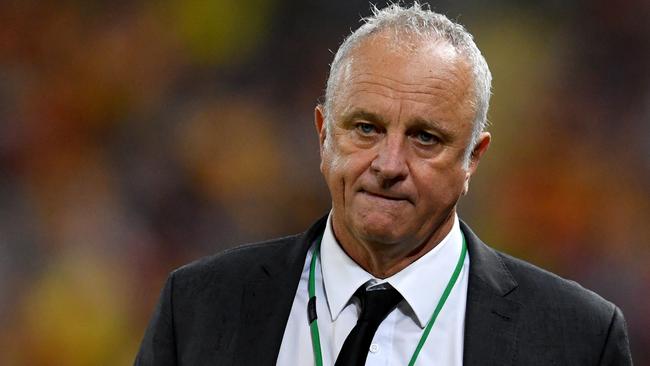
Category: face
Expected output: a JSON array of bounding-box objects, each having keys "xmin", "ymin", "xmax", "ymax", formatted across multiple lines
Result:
[{"xmin": 316, "ymin": 36, "xmax": 490, "ymax": 255}]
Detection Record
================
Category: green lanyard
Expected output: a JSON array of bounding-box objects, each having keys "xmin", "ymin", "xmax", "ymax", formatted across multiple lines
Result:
[{"xmin": 307, "ymin": 233, "xmax": 468, "ymax": 366}]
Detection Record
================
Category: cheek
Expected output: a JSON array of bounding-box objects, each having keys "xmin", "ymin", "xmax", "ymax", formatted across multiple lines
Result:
[
  {"xmin": 321, "ymin": 150, "xmax": 344, "ymax": 185},
  {"xmin": 414, "ymin": 163, "xmax": 467, "ymax": 202},
  {"xmin": 326, "ymin": 137, "xmax": 372, "ymax": 178},
  {"xmin": 321, "ymin": 147, "xmax": 350, "ymax": 196}
]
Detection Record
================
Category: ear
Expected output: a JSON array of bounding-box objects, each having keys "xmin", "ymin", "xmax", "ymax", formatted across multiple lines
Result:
[
  {"xmin": 463, "ymin": 132, "xmax": 491, "ymax": 195},
  {"xmin": 314, "ymin": 105, "xmax": 327, "ymax": 158}
]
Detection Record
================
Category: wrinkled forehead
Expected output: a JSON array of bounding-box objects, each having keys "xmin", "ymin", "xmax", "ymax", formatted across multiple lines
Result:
[
  {"xmin": 349, "ymin": 35, "xmax": 463, "ymax": 75},
  {"xmin": 353, "ymin": 28, "xmax": 465, "ymax": 67},
  {"xmin": 332, "ymin": 32, "xmax": 476, "ymax": 114}
]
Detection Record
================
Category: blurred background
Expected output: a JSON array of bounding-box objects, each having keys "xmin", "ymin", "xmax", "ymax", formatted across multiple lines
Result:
[{"xmin": 0, "ymin": 0, "xmax": 648, "ymax": 364}]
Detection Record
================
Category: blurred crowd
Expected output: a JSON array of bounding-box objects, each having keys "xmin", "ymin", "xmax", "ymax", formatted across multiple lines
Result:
[{"xmin": 0, "ymin": 1, "xmax": 648, "ymax": 364}]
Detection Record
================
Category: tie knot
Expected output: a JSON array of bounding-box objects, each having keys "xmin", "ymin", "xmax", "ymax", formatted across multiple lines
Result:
[{"xmin": 356, "ymin": 285, "xmax": 402, "ymax": 323}]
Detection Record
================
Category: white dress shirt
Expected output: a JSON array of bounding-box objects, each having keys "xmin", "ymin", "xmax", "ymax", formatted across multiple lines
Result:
[{"xmin": 277, "ymin": 212, "xmax": 469, "ymax": 365}]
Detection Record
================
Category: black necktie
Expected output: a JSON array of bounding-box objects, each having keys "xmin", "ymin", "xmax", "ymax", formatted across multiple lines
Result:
[{"xmin": 335, "ymin": 285, "xmax": 403, "ymax": 366}]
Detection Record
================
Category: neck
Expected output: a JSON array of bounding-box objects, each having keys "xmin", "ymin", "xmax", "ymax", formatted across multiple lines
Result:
[{"xmin": 332, "ymin": 212, "xmax": 456, "ymax": 279}]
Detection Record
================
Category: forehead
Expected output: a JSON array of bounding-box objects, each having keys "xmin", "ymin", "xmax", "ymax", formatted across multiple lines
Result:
[
  {"xmin": 350, "ymin": 33, "xmax": 463, "ymax": 76},
  {"xmin": 333, "ymin": 34, "xmax": 475, "ymax": 125}
]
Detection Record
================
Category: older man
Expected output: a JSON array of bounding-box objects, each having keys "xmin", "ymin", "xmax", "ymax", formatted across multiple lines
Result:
[{"xmin": 135, "ymin": 3, "xmax": 632, "ymax": 366}]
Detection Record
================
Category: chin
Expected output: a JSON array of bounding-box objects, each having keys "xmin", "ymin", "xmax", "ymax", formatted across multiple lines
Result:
[
  {"xmin": 359, "ymin": 231, "xmax": 405, "ymax": 246},
  {"xmin": 352, "ymin": 213, "xmax": 407, "ymax": 245}
]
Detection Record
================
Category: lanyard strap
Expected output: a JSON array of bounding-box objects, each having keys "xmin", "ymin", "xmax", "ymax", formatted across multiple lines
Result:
[{"xmin": 307, "ymin": 233, "xmax": 468, "ymax": 366}]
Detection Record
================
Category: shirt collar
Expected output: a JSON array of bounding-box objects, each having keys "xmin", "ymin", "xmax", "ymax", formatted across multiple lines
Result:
[
  {"xmin": 320, "ymin": 213, "xmax": 374, "ymax": 322},
  {"xmin": 320, "ymin": 211, "xmax": 465, "ymax": 328}
]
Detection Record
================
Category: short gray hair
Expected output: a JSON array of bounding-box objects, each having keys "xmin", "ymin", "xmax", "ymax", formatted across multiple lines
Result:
[{"xmin": 323, "ymin": 2, "xmax": 492, "ymax": 164}]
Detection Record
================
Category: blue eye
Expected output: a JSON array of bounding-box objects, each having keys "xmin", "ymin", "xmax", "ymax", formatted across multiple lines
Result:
[
  {"xmin": 416, "ymin": 131, "xmax": 436, "ymax": 144},
  {"xmin": 357, "ymin": 123, "xmax": 376, "ymax": 134}
]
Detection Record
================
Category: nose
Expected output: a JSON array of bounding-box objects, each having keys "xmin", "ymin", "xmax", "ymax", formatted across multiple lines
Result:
[{"xmin": 370, "ymin": 135, "xmax": 408, "ymax": 187}]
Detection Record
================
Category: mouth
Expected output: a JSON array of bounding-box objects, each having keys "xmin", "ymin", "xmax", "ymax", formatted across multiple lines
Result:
[{"xmin": 360, "ymin": 189, "xmax": 411, "ymax": 204}]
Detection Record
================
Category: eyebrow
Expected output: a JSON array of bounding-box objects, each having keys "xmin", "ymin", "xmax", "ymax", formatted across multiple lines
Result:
[{"xmin": 341, "ymin": 109, "xmax": 387, "ymax": 125}]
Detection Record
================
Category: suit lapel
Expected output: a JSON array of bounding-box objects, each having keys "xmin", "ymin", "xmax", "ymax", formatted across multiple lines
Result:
[
  {"xmin": 234, "ymin": 216, "xmax": 327, "ymax": 365},
  {"xmin": 461, "ymin": 222, "xmax": 522, "ymax": 366}
]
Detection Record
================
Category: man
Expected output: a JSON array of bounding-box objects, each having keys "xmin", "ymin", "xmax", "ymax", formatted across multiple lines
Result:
[{"xmin": 135, "ymin": 3, "xmax": 632, "ymax": 365}]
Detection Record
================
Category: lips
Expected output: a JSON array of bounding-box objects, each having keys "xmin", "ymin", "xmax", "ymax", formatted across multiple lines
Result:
[{"xmin": 360, "ymin": 189, "xmax": 411, "ymax": 203}]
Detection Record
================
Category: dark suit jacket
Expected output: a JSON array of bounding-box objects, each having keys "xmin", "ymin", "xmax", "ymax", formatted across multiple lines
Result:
[{"xmin": 135, "ymin": 216, "xmax": 632, "ymax": 365}]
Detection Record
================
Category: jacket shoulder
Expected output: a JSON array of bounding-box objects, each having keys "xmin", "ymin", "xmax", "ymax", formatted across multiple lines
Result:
[
  {"xmin": 171, "ymin": 233, "xmax": 302, "ymax": 284},
  {"xmin": 169, "ymin": 214, "xmax": 327, "ymax": 288},
  {"xmin": 497, "ymin": 250, "xmax": 615, "ymax": 315},
  {"xmin": 493, "ymin": 250, "xmax": 632, "ymax": 364}
]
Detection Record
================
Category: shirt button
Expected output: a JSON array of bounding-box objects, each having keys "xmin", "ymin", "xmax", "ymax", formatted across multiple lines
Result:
[{"xmin": 369, "ymin": 343, "xmax": 380, "ymax": 353}]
